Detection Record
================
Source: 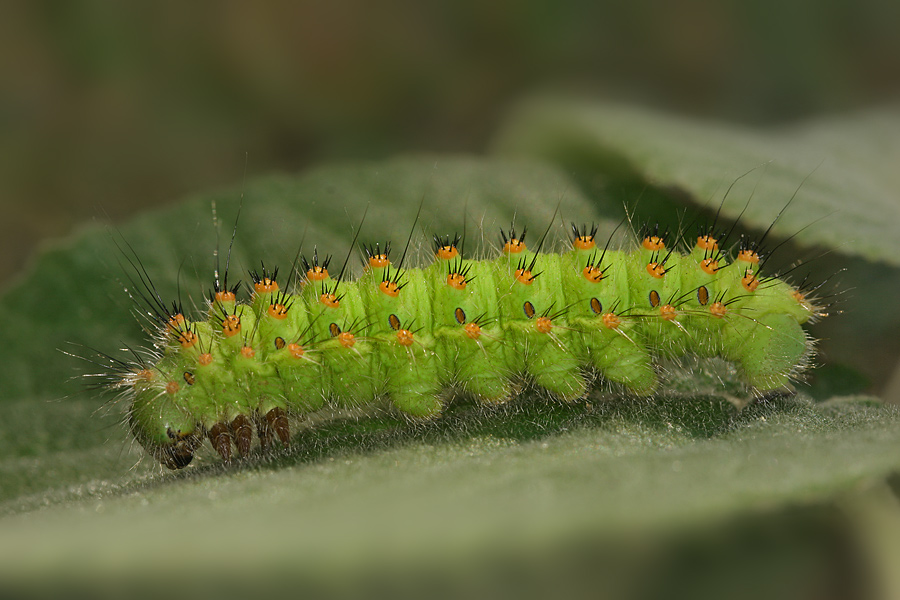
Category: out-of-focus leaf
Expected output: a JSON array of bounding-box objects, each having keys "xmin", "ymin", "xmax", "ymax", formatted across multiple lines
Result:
[
  {"xmin": 493, "ymin": 98, "xmax": 900, "ymax": 265},
  {"xmin": 0, "ymin": 394, "xmax": 898, "ymax": 595}
]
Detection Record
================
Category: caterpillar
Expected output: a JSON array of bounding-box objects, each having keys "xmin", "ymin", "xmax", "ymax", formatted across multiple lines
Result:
[{"xmin": 103, "ymin": 199, "xmax": 825, "ymax": 470}]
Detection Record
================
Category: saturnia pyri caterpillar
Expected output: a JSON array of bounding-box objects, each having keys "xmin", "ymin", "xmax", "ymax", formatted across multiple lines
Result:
[{"xmin": 96, "ymin": 185, "xmax": 826, "ymax": 470}]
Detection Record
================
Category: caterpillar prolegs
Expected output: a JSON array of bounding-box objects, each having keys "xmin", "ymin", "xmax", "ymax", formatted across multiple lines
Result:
[{"xmin": 116, "ymin": 211, "xmax": 824, "ymax": 469}]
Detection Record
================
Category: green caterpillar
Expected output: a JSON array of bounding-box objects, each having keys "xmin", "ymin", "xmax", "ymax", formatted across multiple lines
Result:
[{"xmin": 116, "ymin": 217, "xmax": 822, "ymax": 469}]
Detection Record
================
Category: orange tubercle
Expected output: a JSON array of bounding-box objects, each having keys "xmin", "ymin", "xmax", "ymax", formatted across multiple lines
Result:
[
  {"xmin": 379, "ymin": 281, "xmax": 400, "ymax": 297},
  {"xmin": 582, "ymin": 266, "xmax": 604, "ymax": 283},
  {"xmin": 446, "ymin": 272, "xmax": 467, "ymax": 290},
  {"xmin": 215, "ymin": 290, "xmax": 236, "ymax": 303},
  {"xmin": 307, "ymin": 267, "xmax": 329, "ymax": 282},
  {"xmin": 337, "ymin": 332, "xmax": 355, "ymax": 348},
  {"xmin": 464, "ymin": 322, "xmax": 481, "ymax": 339},
  {"xmin": 514, "ymin": 268, "xmax": 534, "ymax": 285},
  {"xmin": 503, "ymin": 239, "xmax": 526, "ymax": 254},
  {"xmin": 602, "ymin": 313, "xmax": 620, "ymax": 329},
  {"xmin": 709, "ymin": 302, "xmax": 727, "ymax": 318},
  {"xmin": 198, "ymin": 353, "xmax": 213, "ymax": 366},
  {"xmin": 696, "ymin": 235, "xmax": 718, "ymax": 252},
  {"xmin": 700, "ymin": 258, "xmax": 718, "ymax": 274},
  {"xmin": 135, "ymin": 369, "xmax": 154, "ymax": 383},
  {"xmin": 535, "ymin": 317, "xmax": 552, "ymax": 334},
  {"xmin": 737, "ymin": 249, "xmax": 760, "ymax": 264},
  {"xmin": 167, "ymin": 315, "xmax": 197, "ymax": 349},
  {"xmin": 320, "ymin": 293, "xmax": 340, "ymax": 308},
  {"xmin": 573, "ymin": 236, "xmax": 595, "ymax": 251},
  {"xmin": 741, "ymin": 269, "xmax": 759, "ymax": 292},
  {"xmin": 268, "ymin": 303, "xmax": 289, "ymax": 319},
  {"xmin": 254, "ymin": 279, "xmax": 279, "ymax": 294},
  {"xmin": 659, "ymin": 305, "xmax": 677, "ymax": 321},
  {"xmin": 396, "ymin": 329, "xmax": 414, "ymax": 346},
  {"xmin": 646, "ymin": 262, "xmax": 666, "ymax": 279},
  {"xmin": 222, "ymin": 314, "xmax": 241, "ymax": 337},
  {"xmin": 642, "ymin": 236, "xmax": 665, "ymax": 251},
  {"xmin": 176, "ymin": 330, "xmax": 197, "ymax": 349},
  {"xmin": 288, "ymin": 343, "xmax": 305, "ymax": 359},
  {"xmin": 791, "ymin": 289, "xmax": 815, "ymax": 312},
  {"xmin": 435, "ymin": 246, "xmax": 459, "ymax": 260},
  {"xmin": 240, "ymin": 346, "xmax": 255, "ymax": 358},
  {"xmin": 165, "ymin": 381, "xmax": 180, "ymax": 395},
  {"xmin": 368, "ymin": 255, "xmax": 390, "ymax": 268}
]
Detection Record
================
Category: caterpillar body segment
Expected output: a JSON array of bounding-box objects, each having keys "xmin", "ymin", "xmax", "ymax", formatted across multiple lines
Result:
[
  {"xmin": 125, "ymin": 224, "xmax": 821, "ymax": 469},
  {"xmin": 562, "ymin": 247, "xmax": 656, "ymax": 395},
  {"xmin": 429, "ymin": 257, "xmax": 513, "ymax": 405}
]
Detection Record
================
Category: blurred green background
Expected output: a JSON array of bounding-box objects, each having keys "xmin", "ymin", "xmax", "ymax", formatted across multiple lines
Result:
[{"xmin": 2, "ymin": 0, "xmax": 898, "ymax": 289}]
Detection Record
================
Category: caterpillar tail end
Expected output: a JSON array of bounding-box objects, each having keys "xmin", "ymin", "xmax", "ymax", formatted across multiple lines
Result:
[{"xmin": 737, "ymin": 314, "xmax": 810, "ymax": 392}]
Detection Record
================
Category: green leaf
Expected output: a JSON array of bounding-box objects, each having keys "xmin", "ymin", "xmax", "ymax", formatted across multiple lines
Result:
[
  {"xmin": 1, "ymin": 155, "xmax": 898, "ymax": 596},
  {"xmin": 493, "ymin": 98, "xmax": 900, "ymax": 265},
  {"xmin": 1, "ymin": 393, "xmax": 899, "ymax": 595}
]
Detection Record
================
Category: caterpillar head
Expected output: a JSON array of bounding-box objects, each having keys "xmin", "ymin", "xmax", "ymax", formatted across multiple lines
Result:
[{"xmin": 128, "ymin": 386, "xmax": 202, "ymax": 469}]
